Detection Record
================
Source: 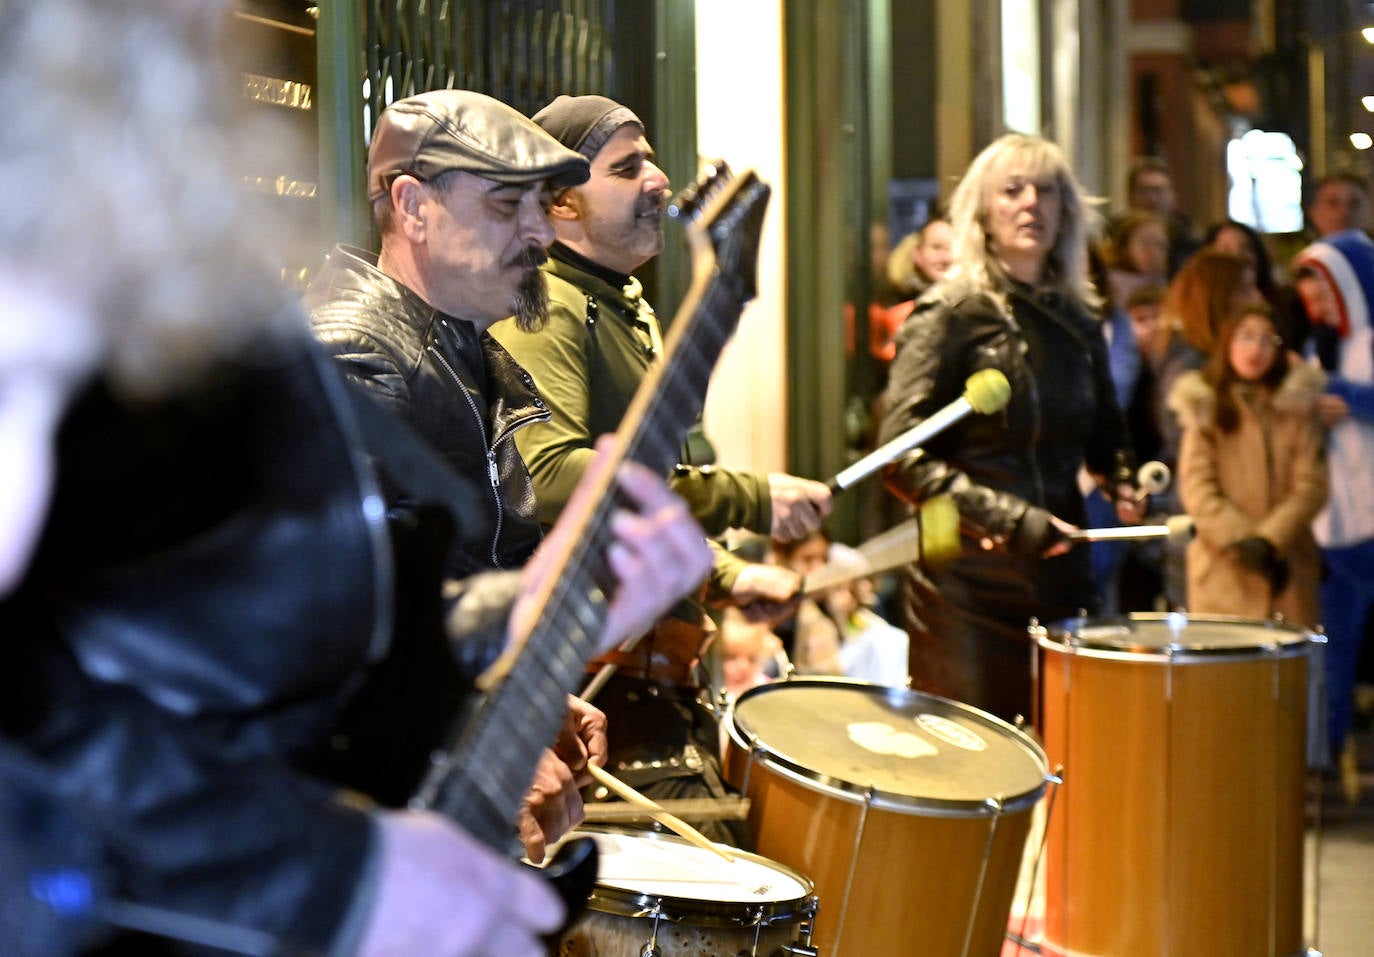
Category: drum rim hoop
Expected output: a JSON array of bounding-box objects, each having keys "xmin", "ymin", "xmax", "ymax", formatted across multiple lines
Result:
[
  {"xmin": 575, "ymin": 826, "xmax": 818, "ymax": 925},
  {"xmin": 1034, "ymin": 612, "xmax": 1318, "ymax": 658},
  {"xmin": 727, "ymin": 678, "xmax": 1049, "ymax": 815}
]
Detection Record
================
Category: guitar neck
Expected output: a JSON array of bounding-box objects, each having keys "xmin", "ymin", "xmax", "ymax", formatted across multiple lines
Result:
[{"xmin": 414, "ymin": 168, "xmax": 770, "ymax": 852}]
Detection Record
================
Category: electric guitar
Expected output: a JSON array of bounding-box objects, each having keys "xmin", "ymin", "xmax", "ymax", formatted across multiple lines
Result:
[{"xmin": 410, "ymin": 161, "xmax": 771, "ymax": 900}]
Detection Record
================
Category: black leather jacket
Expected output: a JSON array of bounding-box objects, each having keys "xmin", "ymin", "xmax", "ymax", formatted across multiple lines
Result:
[
  {"xmin": 0, "ymin": 338, "xmax": 387, "ymax": 953},
  {"xmin": 305, "ymin": 245, "xmax": 549, "ymax": 576},
  {"xmin": 880, "ymin": 276, "xmax": 1134, "ymax": 616},
  {"xmin": 0, "ymin": 334, "xmax": 522, "ymax": 955}
]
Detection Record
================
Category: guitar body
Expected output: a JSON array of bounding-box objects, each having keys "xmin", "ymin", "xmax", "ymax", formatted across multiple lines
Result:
[{"xmin": 532, "ymin": 836, "xmax": 601, "ymax": 941}]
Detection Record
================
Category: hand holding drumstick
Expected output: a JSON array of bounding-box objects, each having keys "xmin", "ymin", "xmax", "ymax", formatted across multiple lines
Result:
[{"xmin": 584, "ymin": 764, "xmax": 736, "ymax": 863}]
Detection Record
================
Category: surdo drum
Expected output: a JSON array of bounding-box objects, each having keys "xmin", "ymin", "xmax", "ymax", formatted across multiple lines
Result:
[
  {"xmin": 1033, "ymin": 613, "xmax": 1315, "ymax": 957},
  {"xmin": 554, "ymin": 827, "xmax": 818, "ymax": 957},
  {"xmin": 724, "ymin": 679, "xmax": 1049, "ymax": 957}
]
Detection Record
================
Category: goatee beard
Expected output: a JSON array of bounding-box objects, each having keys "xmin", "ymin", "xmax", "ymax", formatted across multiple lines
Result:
[{"xmin": 512, "ymin": 246, "xmax": 549, "ymax": 332}]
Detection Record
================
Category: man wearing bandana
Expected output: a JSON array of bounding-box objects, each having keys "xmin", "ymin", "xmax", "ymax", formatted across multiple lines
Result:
[{"xmin": 492, "ymin": 95, "xmax": 833, "ymax": 843}]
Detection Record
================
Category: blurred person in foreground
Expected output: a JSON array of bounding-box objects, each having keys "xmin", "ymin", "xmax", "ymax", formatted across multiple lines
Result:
[
  {"xmin": 878, "ymin": 133, "xmax": 1139, "ymax": 722},
  {"xmin": 0, "ymin": 3, "xmax": 711, "ymax": 955}
]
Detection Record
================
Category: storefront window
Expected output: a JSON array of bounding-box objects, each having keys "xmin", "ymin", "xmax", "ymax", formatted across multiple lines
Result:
[
  {"xmin": 1227, "ymin": 129, "xmax": 1304, "ymax": 234},
  {"xmin": 1001, "ymin": 0, "xmax": 1040, "ymax": 135}
]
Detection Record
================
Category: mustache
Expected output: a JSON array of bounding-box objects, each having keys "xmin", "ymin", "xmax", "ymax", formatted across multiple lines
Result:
[
  {"xmin": 510, "ymin": 245, "xmax": 548, "ymax": 269},
  {"xmin": 637, "ymin": 193, "xmax": 669, "ymax": 217}
]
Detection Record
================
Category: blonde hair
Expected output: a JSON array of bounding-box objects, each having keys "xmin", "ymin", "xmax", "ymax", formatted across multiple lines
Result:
[
  {"xmin": 947, "ymin": 133, "xmax": 1101, "ymax": 314},
  {"xmin": 886, "ymin": 232, "xmax": 923, "ymax": 296},
  {"xmin": 0, "ymin": 2, "xmax": 308, "ymax": 398}
]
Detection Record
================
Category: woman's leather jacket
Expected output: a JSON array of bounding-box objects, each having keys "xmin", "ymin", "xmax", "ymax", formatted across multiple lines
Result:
[{"xmin": 879, "ymin": 276, "xmax": 1135, "ymax": 615}]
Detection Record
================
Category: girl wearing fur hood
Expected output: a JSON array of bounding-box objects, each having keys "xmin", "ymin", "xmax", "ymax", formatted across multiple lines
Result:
[{"xmin": 1169, "ymin": 302, "xmax": 1328, "ymax": 627}]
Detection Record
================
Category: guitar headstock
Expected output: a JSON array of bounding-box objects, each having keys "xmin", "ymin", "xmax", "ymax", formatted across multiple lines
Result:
[{"xmin": 668, "ymin": 159, "xmax": 771, "ymax": 305}]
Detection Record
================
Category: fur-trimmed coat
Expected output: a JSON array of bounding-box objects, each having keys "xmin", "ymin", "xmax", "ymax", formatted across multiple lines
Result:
[{"xmin": 1169, "ymin": 364, "xmax": 1329, "ymax": 627}]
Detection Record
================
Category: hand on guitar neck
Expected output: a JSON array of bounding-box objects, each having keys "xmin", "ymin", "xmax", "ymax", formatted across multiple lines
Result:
[{"xmin": 506, "ymin": 436, "xmax": 714, "ymax": 662}]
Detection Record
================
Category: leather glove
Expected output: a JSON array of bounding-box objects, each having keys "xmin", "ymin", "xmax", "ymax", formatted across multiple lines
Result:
[
  {"xmin": 1228, "ymin": 536, "xmax": 1279, "ymax": 577},
  {"xmin": 1011, "ymin": 506, "xmax": 1069, "ymax": 557}
]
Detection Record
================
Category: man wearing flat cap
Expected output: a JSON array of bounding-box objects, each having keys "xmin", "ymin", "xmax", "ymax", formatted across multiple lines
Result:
[
  {"xmin": 307, "ymin": 90, "xmax": 588, "ymax": 579},
  {"xmin": 491, "ymin": 94, "xmax": 833, "ymax": 843},
  {"xmin": 301, "ymin": 89, "xmax": 713, "ymax": 882}
]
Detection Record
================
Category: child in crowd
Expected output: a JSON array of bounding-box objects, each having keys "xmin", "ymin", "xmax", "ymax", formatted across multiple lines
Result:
[
  {"xmin": 716, "ymin": 607, "xmax": 779, "ymax": 702},
  {"xmin": 769, "ymin": 529, "xmax": 845, "ymax": 676},
  {"xmin": 822, "ymin": 544, "xmax": 910, "ymax": 686},
  {"xmin": 1169, "ymin": 302, "xmax": 1328, "ymax": 627},
  {"xmin": 769, "ymin": 530, "xmax": 909, "ymax": 685}
]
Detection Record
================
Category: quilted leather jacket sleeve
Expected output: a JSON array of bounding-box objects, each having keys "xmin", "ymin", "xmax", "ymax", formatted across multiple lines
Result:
[{"xmin": 877, "ymin": 290, "xmax": 1041, "ymax": 551}]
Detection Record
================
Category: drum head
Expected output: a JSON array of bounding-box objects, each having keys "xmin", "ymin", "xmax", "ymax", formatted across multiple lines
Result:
[
  {"xmin": 1040, "ymin": 612, "xmax": 1313, "ymax": 658},
  {"xmin": 729, "ymin": 679, "xmax": 1047, "ymax": 814},
  {"xmin": 579, "ymin": 827, "xmax": 814, "ymax": 925}
]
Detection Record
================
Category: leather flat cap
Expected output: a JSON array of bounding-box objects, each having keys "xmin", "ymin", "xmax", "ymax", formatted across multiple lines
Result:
[{"xmin": 367, "ymin": 90, "xmax": 589, "ymax": 200}]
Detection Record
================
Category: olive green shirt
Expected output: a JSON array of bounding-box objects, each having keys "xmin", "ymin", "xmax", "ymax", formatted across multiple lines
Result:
[{"xmin": 491, "ymin": 254, "xmax": 771, "ymax": 593}]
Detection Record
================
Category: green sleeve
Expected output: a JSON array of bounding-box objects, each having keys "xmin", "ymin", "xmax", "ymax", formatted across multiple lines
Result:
[
  {"xmin": 492, "ymin": 306, "xmax": 598, "ymax": 528},
  {"xmin": 703, "ymin": 538, "xmax": 749, "ymax": 603},
  {"xmin": 668, "ymin": 466, "xmax": 773, "ymax": 536}
]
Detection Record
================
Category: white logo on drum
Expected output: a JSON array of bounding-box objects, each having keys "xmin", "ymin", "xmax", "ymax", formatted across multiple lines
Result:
[
  {"xmin": 846, "ymin": 721, "xmax": 938, "ymax": 758},
  {"xmin": 915, "ymin": 714, "xmax": 989, "ymax": 752}
]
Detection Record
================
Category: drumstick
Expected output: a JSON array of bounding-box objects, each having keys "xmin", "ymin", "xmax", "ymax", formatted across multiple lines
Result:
[
  {"xmin": 582, "ymin": 796, "xmax": 752, "ymax": 823},
  {"xmin": 1068, "ymin": 514, "xmax": 1194, "ymax": 544},
  {"xmin": 1135, "ymin": 460, "xmax": 1171, "ymax": 499},
  {"xmin": 825, "ymin": 368, "xmax": 1010, "ymax": 492},
  {"xmin": 585, "ymin": 763, "xmax": 736, "ymax": 863},
  {"xmin": 581, "ymin": 653, "xmax": 623, "ymax": 702},
  {"xmin": 583, "ymin": 499, "xmax": 957, "ymax": 701}
]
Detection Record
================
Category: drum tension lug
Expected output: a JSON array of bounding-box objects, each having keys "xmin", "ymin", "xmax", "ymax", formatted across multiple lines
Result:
[{"xmin": 640, "ymin": 907, "xmax": 663, "ymax": 957}]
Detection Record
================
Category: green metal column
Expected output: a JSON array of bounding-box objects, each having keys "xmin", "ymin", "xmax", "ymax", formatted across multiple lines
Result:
[
  {"xmin": 651, "ymin": 0, "xmax": 697, "ymax": 327},
  {"xmin": 784, "ymin": 0, "xmax": 881, "ymax": 542},
  {"xmin": 316, "ymin": 1, "xmax": 370, "ymax": 249}
]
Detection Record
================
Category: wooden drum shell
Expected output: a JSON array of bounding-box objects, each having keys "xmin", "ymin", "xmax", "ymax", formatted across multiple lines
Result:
[
  {"xmin": 1035, "ymin": 614, "xmax": 1311, "ymax": 957},
  {"xmin": 725, "ymin": 679, "xmax": 1047, "ymax": 957}
]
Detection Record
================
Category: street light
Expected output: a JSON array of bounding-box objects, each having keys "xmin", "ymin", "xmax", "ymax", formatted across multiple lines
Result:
[{"xmin": 1351, "ymin": 132, "xmax": 1374, "ymax": 150}]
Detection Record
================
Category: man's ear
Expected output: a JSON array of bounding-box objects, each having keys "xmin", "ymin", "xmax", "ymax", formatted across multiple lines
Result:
[
  {"xmin": 549, "ymin": 188, "xmax": 582, "ymax": 222},
  {"xmin": 391, "ymin": 175, "xmax": 428, "ymax": 241}
]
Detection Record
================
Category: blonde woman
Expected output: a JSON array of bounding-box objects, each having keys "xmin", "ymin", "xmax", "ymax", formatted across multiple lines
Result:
[{"xmin": 878, "ymin": 134, "xmax": 1138, "ymax": 722}]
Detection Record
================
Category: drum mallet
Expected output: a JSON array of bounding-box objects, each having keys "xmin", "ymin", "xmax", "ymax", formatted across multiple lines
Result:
[
  {"xmin": 801, "ymin": 494, "xmax": 961, "ymax": 596},
  {"xmin": 825, "ymin": 369, "xmax": 1011, "ymax": 493},
  {"xmin": 1068, "ymin": 514, "xmax": 1194, "ymax": 545},
  {"xmin": 1133, "ymin": 460, "xmax": 1171, "ymax": 501}
]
